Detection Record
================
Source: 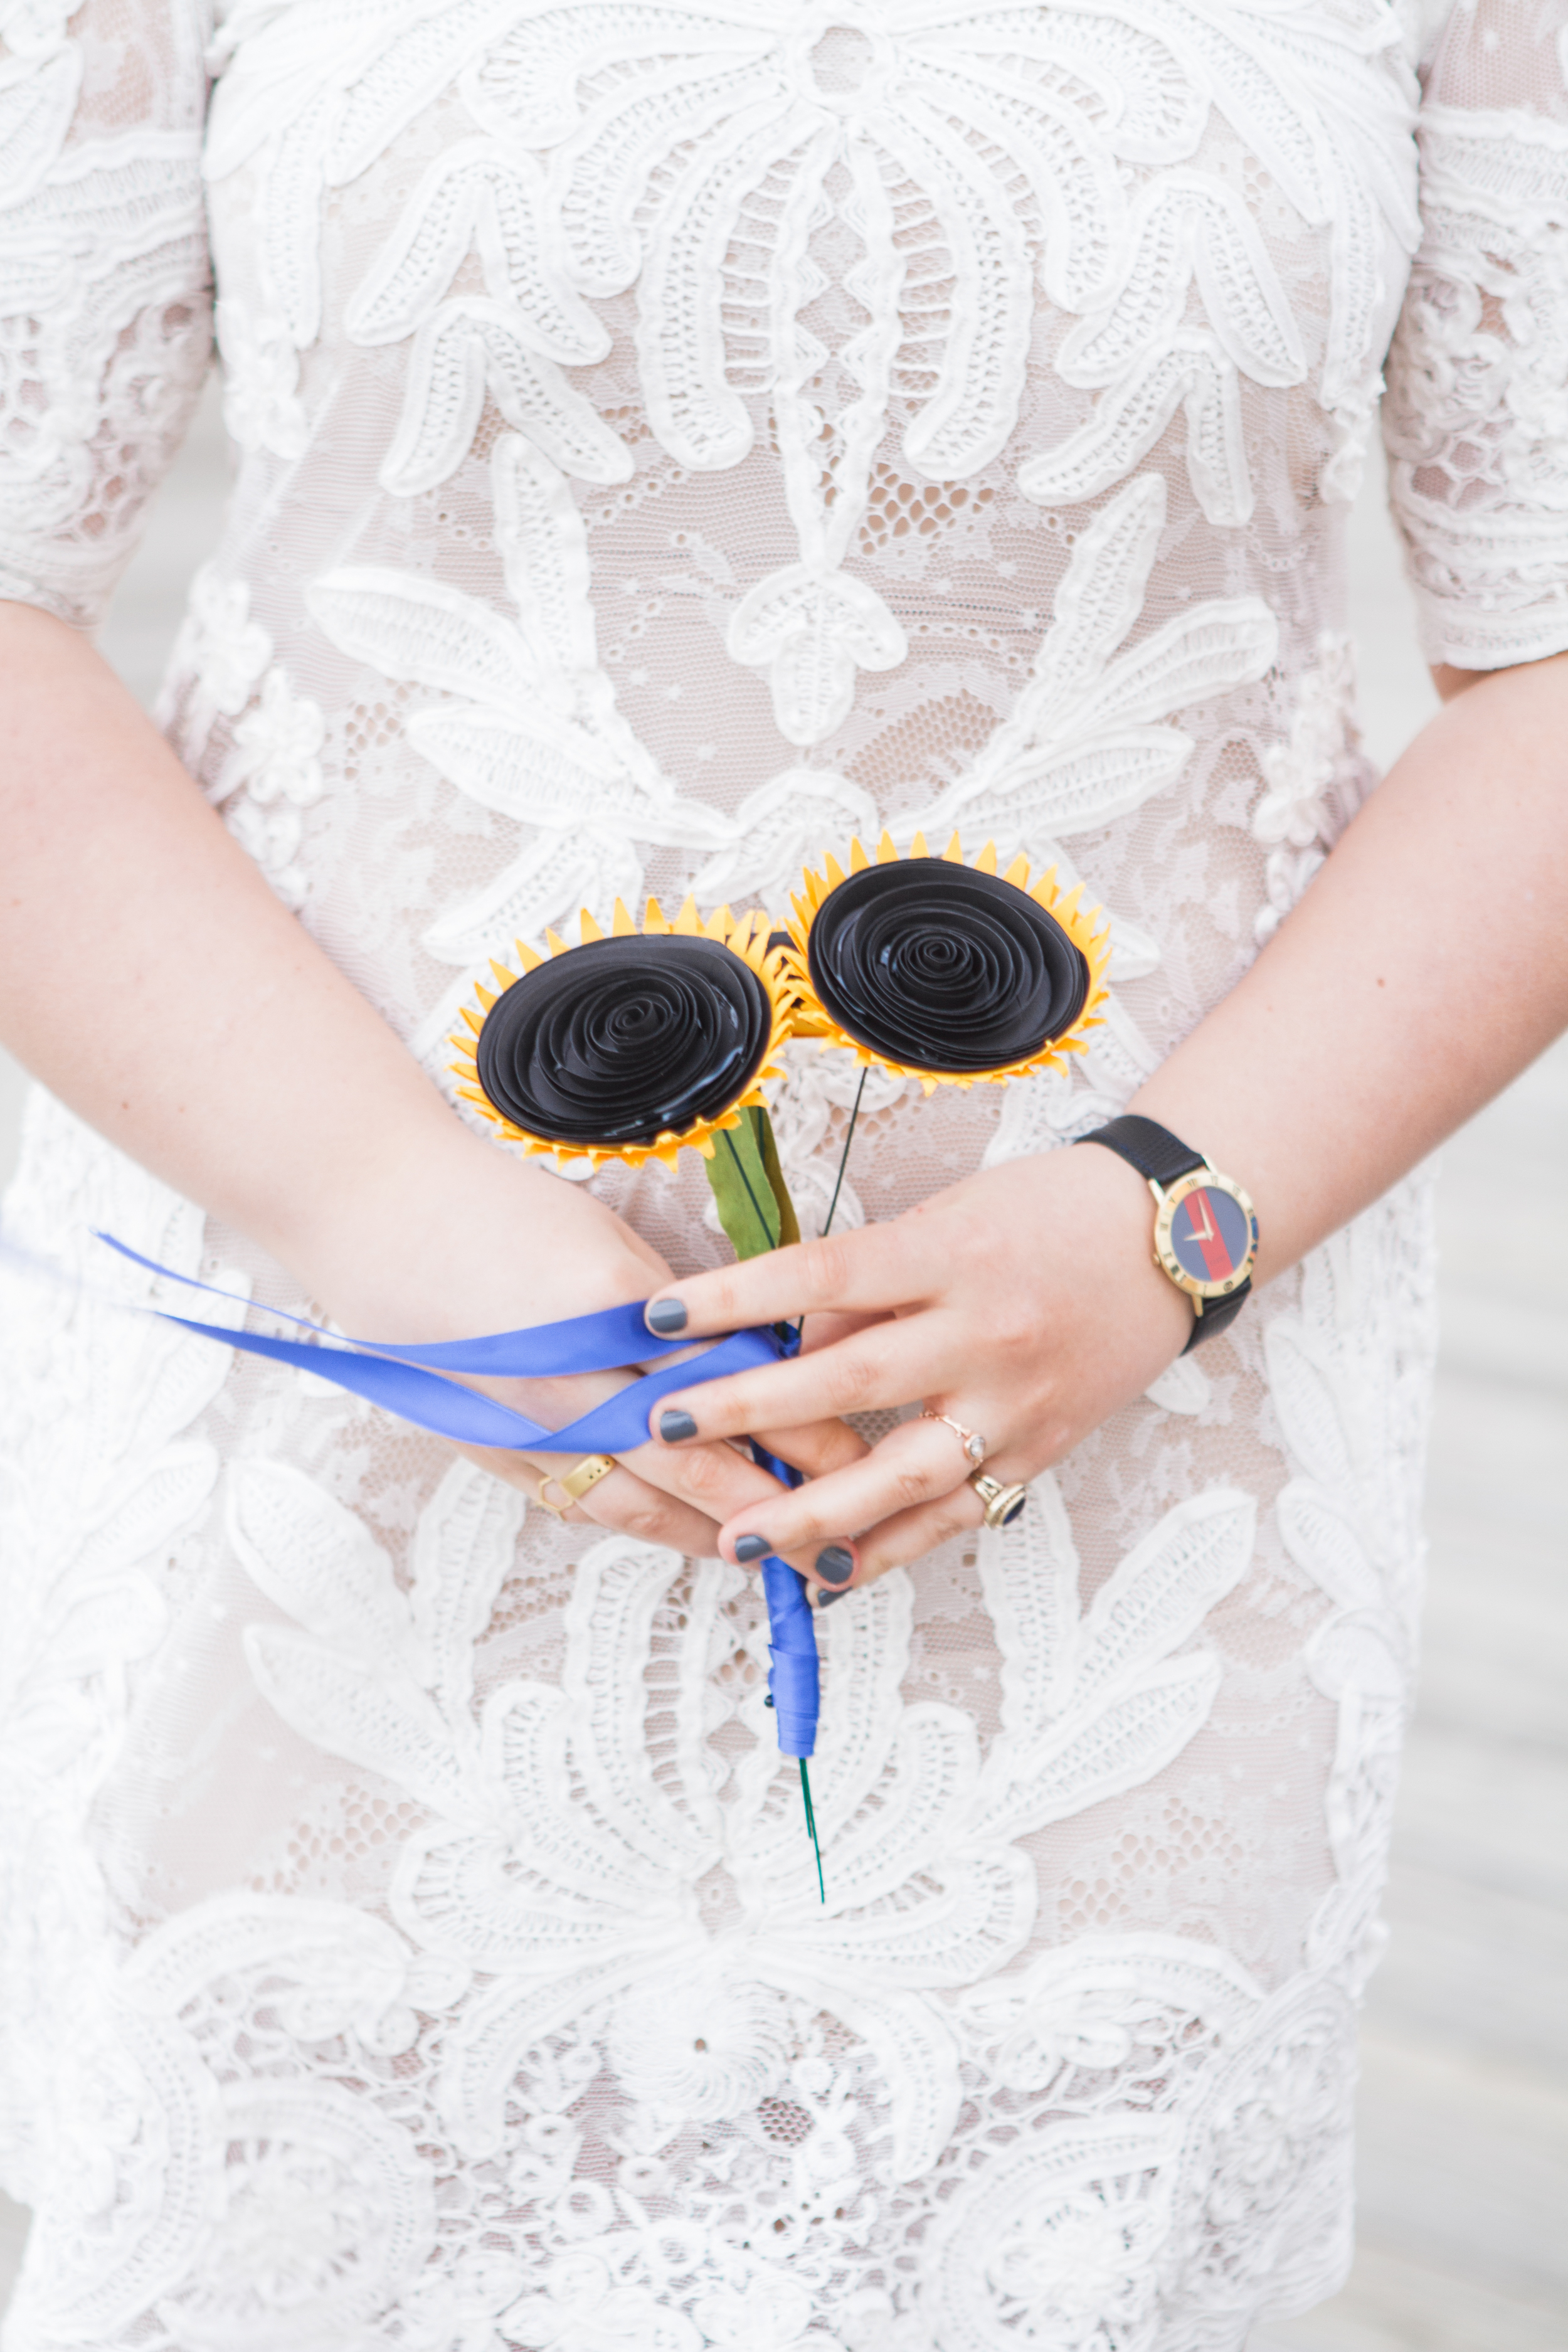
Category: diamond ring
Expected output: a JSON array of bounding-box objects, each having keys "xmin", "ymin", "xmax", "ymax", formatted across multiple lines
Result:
[{"xmin": 921, "ymin": 1408, "xmax": 987, "ymax": 1468}]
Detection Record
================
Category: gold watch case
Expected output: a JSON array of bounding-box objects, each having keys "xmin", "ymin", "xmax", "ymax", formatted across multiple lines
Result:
[{"xmin": 1150, "ymin": 1165, "xmax": 1259, "ymax": 1305}]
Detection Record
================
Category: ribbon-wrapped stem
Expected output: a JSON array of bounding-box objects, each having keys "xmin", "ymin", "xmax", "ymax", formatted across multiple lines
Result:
[{"xmin": 703, "ymin": 1112, "xmax": 824, "ymax": 1897}]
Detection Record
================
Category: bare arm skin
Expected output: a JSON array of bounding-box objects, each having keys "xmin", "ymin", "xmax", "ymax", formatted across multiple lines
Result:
[
  {"xmin": 6, "ymin": 596, "xmax": 1564, "ymax": 1600},
  {"xmin": 1132, "ymin": 654, "xmax": 1568, "ymax": 1269},
  {"xmin": 0, "ymin": 600, "xmax": 866, "ymax": 1560},
  {"xmin": 647, "ymin": 653, "xmax": 1568, "ymax": 1589}
]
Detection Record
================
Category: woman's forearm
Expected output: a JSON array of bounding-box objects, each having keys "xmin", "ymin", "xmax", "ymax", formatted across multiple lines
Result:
[
  {"xmin": 1133, "ymin": 650, "xmax": 1568, "ymax": 1280},
  {"xmin": 634, "ymin": 649, "xmax": 1568, "ymax": 1580},
  {"xmin": 0, "ymin": 603, "xmax": 502, "ymax": 1296},
  {"xmin": 0, "ymin": 607, "xmax": 866, "ymax": 1564},
  {"xmin": 11, "ymin": 592, "xmax": 1562, "ymax": 1345}
]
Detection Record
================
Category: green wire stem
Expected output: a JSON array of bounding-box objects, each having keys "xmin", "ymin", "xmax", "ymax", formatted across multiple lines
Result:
[
  {"xmin": 800, "ymin": 1757, "xmax": 825, "ymax": 1905},
  {"xmin": 820, "ymin": 1067, "xmax": 868, "ymax": 1242},
  {"xmin": 717, "ymin": 1119, "xmax": 834, "ymax": 1905},
  {"xmin": 788, "ymin": 1067, "xmax": 870, "ymax": 1902}
]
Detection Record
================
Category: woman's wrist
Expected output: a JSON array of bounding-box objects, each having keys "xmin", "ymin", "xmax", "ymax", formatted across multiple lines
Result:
[
  {"xmin": 274, "ymin": 1111, "xmax": 482, "ymax": 1327},
  {"xmin": 1073, "ymin": 1111, "xmax": 1261, "ymax": 1349},
  {"xmin": 278, "ymin": 1109, "xmax": 666, "ymax": 1344},
  {"xmin": 1041, "ymin": 1140, "xmax": 1196, "ymax": 1369}
]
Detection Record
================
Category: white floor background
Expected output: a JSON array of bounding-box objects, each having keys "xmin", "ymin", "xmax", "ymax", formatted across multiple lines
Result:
[{"xmin": 1, "ymin": 383, "xmax": 1564, "ymax": 2349}]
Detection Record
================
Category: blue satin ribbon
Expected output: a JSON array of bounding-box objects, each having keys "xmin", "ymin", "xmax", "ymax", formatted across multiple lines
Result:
[
  {"xmin": 95, "ymin": 1232, "xmax": 786, "ymax": 1452},
  {"xmin": 91, "ymin": 1232, "xmax": 821, "ymax": 1756},
  {"xmin": 752, "ymin": 1442, "xmax": 818, "ymax": 1763}
]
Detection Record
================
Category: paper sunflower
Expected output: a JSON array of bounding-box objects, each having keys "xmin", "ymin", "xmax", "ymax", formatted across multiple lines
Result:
[
  {"xmin": 450, "ymin": 898, "xmax": 790, "ymax": 1169},
  {"xmin": 783, "ymin": 832, "xmax": 1110, "ymax": 1091}
]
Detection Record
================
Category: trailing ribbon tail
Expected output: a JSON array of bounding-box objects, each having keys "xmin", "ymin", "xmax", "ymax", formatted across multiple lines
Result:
[
  {"xmin": 152, "ymin": 1308, "xmax": 564, "ymax": 1449},
  {"xmin": 78, "ymin": 1233, "xmax": 825, "ymax": 1889},
  {"xmin": 96, "ymin": 1233, "xmax": 729, "ymax": 1372},
  {"xmin": 92, "ymin": 1232, "xmax": 787, "ymax": 1456}
]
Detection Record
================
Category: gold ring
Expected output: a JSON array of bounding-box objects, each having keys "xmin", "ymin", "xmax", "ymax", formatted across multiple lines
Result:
[
  {"xmin": 535, "ymin": 1454, "xmax": 617, "ymax": 1517},
  {"xmin": 921, "ymin": 1407, "xmax": 987, "ymax": 1468},
  {"xmin": 968, "ymin": 1470, "xmax": 1028, "ymax": 1530}
]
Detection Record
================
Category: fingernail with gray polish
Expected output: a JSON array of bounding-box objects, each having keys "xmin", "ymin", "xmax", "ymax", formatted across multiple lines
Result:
[
  {"xmin": 659, "ymin": 1409, "xmax": 698, "ymax": 1444},
  {"xmin": 646, "ymin": 1298, "xmax": 688, "ymax": 1335},
  {"xmin": 817, "ymin": 1585, "xmax": 850, "ymax": 1608},
  {"xmin": 815, "ymin": 1545, "xmax": 854, "ymax": 1585},
  {"xmin": 733, "ymin": 1534, "xmax": 770, "ymax": 1562}
]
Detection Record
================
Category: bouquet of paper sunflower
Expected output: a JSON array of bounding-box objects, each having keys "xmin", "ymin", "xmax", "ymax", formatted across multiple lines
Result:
[
  {"xmin": 79, "ymin": 835, "xmax": 1106, "ymax": 1900},
  {"xmin": 448, "ymin": 834, "xmax": 1110, "ymax": 1888}
]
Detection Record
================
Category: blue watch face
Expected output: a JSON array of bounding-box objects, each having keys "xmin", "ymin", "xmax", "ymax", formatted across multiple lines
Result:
[{"xmin": 1169, "ymin": 1184, "xmax": 1253, "ymax": 1287}]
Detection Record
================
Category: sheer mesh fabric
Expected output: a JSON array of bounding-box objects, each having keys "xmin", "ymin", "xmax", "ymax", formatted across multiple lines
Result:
[
  {"xmin": 0, "ymin": 1, "xmax": 1554, "ymax": 2345},
  {"xmin": 1385, "ymin": 0, "xmax": 1568, "ymax": 663}
]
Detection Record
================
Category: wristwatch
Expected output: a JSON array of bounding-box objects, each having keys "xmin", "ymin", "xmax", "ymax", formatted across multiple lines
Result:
[{"xmin": 1078, "ymin": 1115, "xmax": 1258, "ymax": 1353}]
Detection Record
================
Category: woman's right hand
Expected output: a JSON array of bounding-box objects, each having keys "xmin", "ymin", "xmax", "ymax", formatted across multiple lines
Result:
[
  {"xmin": 0, "ymin": 610, "xmax": 871, "ymax": 1581},
  {"xmin": 288, "ymin": 1116, "xmax": 871, "ymax": 1578}
]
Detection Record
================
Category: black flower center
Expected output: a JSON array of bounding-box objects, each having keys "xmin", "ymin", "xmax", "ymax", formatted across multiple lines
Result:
[
  {"xmin": 474, "ymin": 934, "xmax": 773, "ymax": 1148},
  {"xmin": 805, "ymin": 861, "xmax": 1089, "ymax": 1074}
]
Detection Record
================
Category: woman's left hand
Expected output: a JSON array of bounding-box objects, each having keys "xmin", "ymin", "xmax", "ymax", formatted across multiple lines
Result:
[{"xmin": 645, "ymin": 1141, "xmax": 1196, "ymax": 1597}]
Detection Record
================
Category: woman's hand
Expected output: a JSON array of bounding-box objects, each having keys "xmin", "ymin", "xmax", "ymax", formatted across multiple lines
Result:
[
  {"xmin": 642, "ymin": 1142, "xmax": 1192, "ymax": 1594},
  {"xmin": 292, "ymin": 1120, "xmax": 868, "ymax": 1569},
  {"xmin": 0, "ymin": 608, "xmax": 864, "ymax": 1571},
  {"xmin": 640, "ymin": 637, "xmax": 1568, "ymax": 1604}
]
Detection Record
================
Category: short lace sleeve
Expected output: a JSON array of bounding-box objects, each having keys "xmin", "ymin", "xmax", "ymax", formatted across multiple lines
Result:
[
  {"xmin": 1384, "ymin": 0, "xmax": 1568, "ymax": 669},
  {"xmin": 0, "ymin": 0, "xmax": 213, "ymax": 630}
]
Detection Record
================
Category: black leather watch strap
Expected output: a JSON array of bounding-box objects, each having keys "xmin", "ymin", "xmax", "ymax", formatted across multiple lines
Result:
[
  {"xmin": 1179, "ymin": 1285, "xmax": 1248, "ymax": 1350},
  {"xmin": 1078, "ymin": 1113, "xmax": 1206, "ymax": 1189},
  {"xmin": 1078, "ymin": 1115, "xmax": 1251, "ymax": 1354}
]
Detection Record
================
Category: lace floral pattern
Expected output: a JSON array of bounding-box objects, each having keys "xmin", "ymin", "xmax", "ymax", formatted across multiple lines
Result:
[
  {"xmin": 218, "ymin": 665, "xmax": 328, "ymax": 909},
  {"xmin": 1385, "ymin": 0, "xmax": 1568, "ymax": 667},
  {"xmin": 0, "ymin": 0, "xmax": 212, "ymax": 625},
  {"xmin": 159, "ymin": 562, "xmax": 272, "ymax": 743},
  {"xmin": 0, "ymin": 0, "xmax": 1529, "ymax": 2340},
  {"xmin": 1249, "ymin": 633, "xmax": 1362, "ymax": 948}
]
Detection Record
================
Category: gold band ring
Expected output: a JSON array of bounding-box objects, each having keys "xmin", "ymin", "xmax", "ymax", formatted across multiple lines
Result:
[
  {"xmin": 535, "ymin": 1453, "xmax": 617, "ymax": 1517},
  {"xmin": 968, "ymin": 1470, "xmax": 1029, "ymax": 1530},
  {"xmin": 921, "ymin": 1407, "xmax": 987, "ymax": 1468}
]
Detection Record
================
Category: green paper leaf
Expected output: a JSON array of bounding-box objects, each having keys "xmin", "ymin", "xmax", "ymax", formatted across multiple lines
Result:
[
  {"xmin": 707, "ymin": 1117, "xmax": 781, "ymax": 1260},
  {"xmin": 755, "ymin": 1106, "xmax": 801, "ymax": 1251},
  {"xmin": 705, "ymin": 1108, "xmax": 802, "ymax": 1261}
]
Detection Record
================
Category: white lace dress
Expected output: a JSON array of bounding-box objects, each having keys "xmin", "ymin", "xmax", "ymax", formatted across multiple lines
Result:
[{"xmin": 0, "ymin": 1, "xmax": 1562, "ymax": 2344}]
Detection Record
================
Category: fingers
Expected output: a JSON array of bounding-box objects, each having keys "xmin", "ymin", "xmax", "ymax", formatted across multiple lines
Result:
[
  {"xmin": 460, "ymin": 1359, "xmax": 808, "ymax": 1560},
  {"xmin": 714, "ymin": 1414, "xmax": 994, "ymax": 1569},
  {"xmin": 466, "ymin": 1372, "xmax": 872, "ymax": 1575},
  {"xmin": 795, "ymin": 1308, "xmax": 893, "ymax": 1355},
  {"xmin": 575, "ymin": 1463, "xmax": 728, "ymax": 1555},
  {"xmin": 457, "ymin": 1443, "xmax": 725, "ymax": 1555},
  {"xmin": 523, "ymin": 1423, "xmax": 863, "ymax": 1583},
  {"xmin": 578, "ymin": 1430, "xmax": 775, "ymax": 1551},
  {"xmin": 644, "ymin": 1224, "xmax": 927, "ymax": 1339},
  {"xmin": 650, "ymin": 1317, "xmax": 951, "ymax": 1448},
  {"xmin": 813, "ymin": 1478, "xmax": 988, "ymax": 1602},
  {"xmin": 498, "ymin": 1451, "xmax": 724, "ymax": 1556},
  {"xmin": 750, "ymin": 1416, "xmax": 871, "ymax": 1482},
  {"xmin": 494, "ymin": 1397, "xmax": 981, "ymax": 1597}
]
